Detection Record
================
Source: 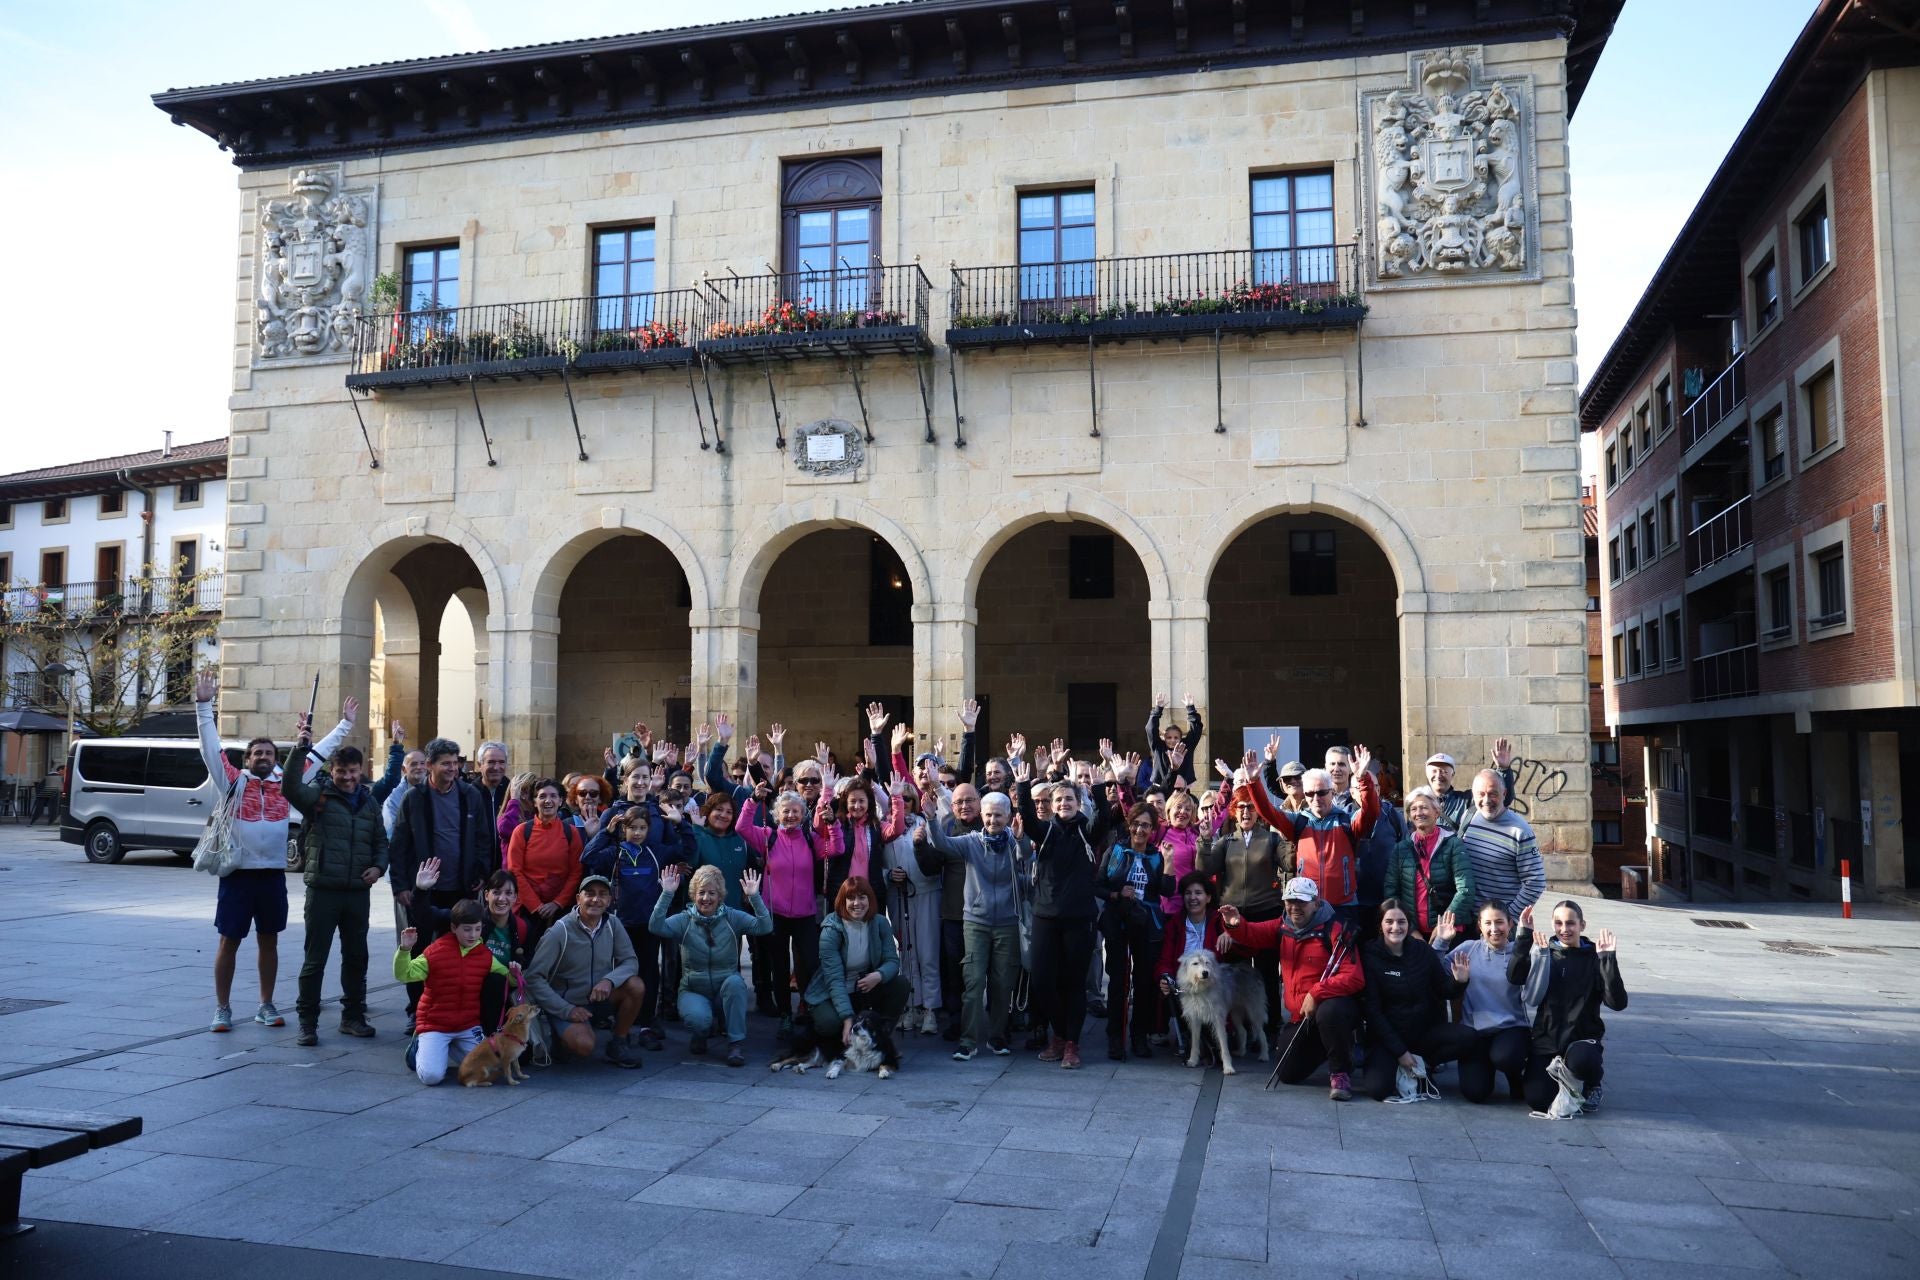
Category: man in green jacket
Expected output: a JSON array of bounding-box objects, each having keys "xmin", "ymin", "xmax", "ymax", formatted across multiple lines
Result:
[{"xmin": 284, "ymin": 743, "xmax": 388, "ymax": 1046}]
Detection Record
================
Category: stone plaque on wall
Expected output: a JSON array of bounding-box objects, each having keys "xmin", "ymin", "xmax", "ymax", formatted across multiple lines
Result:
[
  {"xmin": 1360, "ymin": 47, "xmax": 1537, "ymax": 288},
  {"xmin": 793, "ymin": 419, "xmax": 865, "ymax": 477}
]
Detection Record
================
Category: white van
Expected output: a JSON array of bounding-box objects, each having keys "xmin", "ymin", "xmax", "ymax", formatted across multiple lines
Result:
[{"xmin": 60, "ymin": 738, "xmax": 308, "ymax": 866}]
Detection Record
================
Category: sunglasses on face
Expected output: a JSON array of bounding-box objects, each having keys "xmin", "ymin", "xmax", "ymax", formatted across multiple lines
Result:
[
  {"xmin": 1304, "ymin": 788, "xmax": 1333, "ymax": 798},
  {"xmin": 796, "ymin": 776, "xmax": 822, "ymax": 786}
]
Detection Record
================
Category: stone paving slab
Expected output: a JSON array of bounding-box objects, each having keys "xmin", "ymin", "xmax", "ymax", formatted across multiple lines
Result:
[{"xmin": 3, "ymin": 825, "xmax": 1920, "ymax": 1277}]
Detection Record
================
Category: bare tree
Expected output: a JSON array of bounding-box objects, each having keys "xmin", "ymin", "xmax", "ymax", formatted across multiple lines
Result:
[{"xmin": 1, "ymin": 567, "xmax": 223, "ymax": 739}]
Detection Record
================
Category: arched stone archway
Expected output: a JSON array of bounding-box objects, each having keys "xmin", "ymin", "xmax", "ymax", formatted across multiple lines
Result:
[
  {"xmin": 723, "ymin": 497, "xmax": 931, "ymax": 618},
  {"xmin": 953, "ymin": 488, "xmax": 1173, "ymax": 606},
  {"xmin": 551, "ymin": 535, "xmax": 693, "ymax": 769},
  {"xmin": 1185, "ymin": 478, "xmax": 1427, "ymax": 603}
]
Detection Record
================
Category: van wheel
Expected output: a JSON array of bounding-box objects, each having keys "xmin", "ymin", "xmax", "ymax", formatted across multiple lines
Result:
[
  {"xmin": 286, "ymin": 835, "xmax": 305, "ymax": 873},
  {"xmin": 83, "ymin": 821, "xmax": 126, "ymax": 864}
]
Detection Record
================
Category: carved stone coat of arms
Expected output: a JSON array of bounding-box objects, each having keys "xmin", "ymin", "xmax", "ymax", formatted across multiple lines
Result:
[
  {"xmin": 1362, "ymin": 48, "xmax": 1536, "ymax": 286},
  {"xmin": 256, "ymin": 167, "xmax": 378, "ymax": 362}
]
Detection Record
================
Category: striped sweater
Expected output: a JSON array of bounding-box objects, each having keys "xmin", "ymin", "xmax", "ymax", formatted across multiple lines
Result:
[{"xmin": 1456, "ymin": 809, "xmax": 1545, "ymax": 919}]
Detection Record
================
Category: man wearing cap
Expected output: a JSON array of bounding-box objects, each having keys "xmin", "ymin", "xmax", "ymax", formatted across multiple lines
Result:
[
  {"xmin": 1218, "ymin": 876, "xmax": 1366, "ymax": 1100},
  {"xmin": 1426, "ymin": 737, "xmax": 1517, "ymax": 837},
  {"xmin": 523, "ymin": 875, "xmax": 647, "ymax": 1069}
]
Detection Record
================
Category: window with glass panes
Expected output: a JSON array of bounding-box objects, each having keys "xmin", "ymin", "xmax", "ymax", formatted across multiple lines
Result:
[
  {"xmin": 1797, "ymin": 194, "xmax": 1829, "ymax": 279},
  {"xmin": 403, "ymin": 244, "xmax": 460, "ymax": 313},
  {"xmin": 1251, "ymin": 171, "xmax": 1335, "ymax": 285},
  {"xmin": 593, "ymin": 226, "xmax": 656, "ymax": 331},
  {"xmin": 1666, "ymin": 608, "xmax": 1683, "ymax": 665},
  {"xmin": 1644, "ymin": 617, "xmax": 1661, "ymax": 670},
  {"xmin": 1764, "ymin": 568, "xmax": 1792, "ymax": 639},
  {"xmin": 1805, "ymin": 366, "xmax": 1837, "ymax": 454},
  {"xmin": 1019, "ymin": 189, "xmax": 1095, "ymax": 314},
  {"xmin": 1759, "ymin": 406, "xmax": 1786, "ymax": 482},
  {"xmin": 1288, "ymin": 529, "xmax": 1337, "ymax": 596},
  {"xmin": 781, "ymin": 156, "xmax": 882, "ymax": 314},
  {"xmin": 1750, "ymin": 251, "xmax": 1779, "ymax": 329},
  {"xmin": 1813, "ymin": 548, "xmax": 1846, "ymax": 627},
  {"xmin": 1657, "ymin": 377, "xmax": 1674, "ymax": 435}
]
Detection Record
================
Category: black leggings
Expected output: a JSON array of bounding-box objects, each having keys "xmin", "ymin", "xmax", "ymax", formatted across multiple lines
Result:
[
  {"xmin": 1030, "ymin": 915, "xmax": 1095, "ymax": 1044},
  {"xmin": 1358, "ymin": 1021, "xmax": 1478, "ymax": 1101},
  {"xmin": 768, "ymin": 913, "xmax": 819, "ymax": 1018},
  {"xmin": 1524, "ymin": 1038, "xmax": 1605, "ymax": 1111},
  {"xmin": 1098, "ymin": 905, "xmax": 1160, "ymax": 1047},
  {"xmin": 1457, "ymin": 1026, "xmax": 1532, "ymax": 1104},
  {"xmin": 1274, "ymin": 996, "xmax": 1361, "ymax": 1083},
  {"xmin": 623, "ymin": 922, "xmax": 663, "ymax": 1030},
  {"xmin": 940, "ymin": 919, "xmax": 966, "ymax": 1029}
]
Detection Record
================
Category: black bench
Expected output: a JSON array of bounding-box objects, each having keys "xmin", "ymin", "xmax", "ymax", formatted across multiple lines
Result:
[{"xmin": 0, "ymin": 1107, "xmax": 143, "ymax": 1237}]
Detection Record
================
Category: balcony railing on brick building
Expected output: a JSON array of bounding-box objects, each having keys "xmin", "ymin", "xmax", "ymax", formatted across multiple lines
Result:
[
  {"xmin": 1685, "ymin": 495, "xmax": 1753, "ymax": 575},
  {"xmin": 1690, "ymin": 643, "xmax": 1758, "ymax": 701},
  {"xmin": 348, "ymin": 290, "xmax": 702, "ymax": 390},
  {"xmin": 1683, "ymin": 351, "xmax": 1747, "ymax": 447},
  {"xmin": 946, "ymin": 246, "xmax": 1364, "ymax": 349}
]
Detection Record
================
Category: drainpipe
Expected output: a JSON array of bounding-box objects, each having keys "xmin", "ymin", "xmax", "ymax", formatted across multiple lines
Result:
[{"xmin": 115, "ymin": 467, "xmax": 157, "ymax": 709}]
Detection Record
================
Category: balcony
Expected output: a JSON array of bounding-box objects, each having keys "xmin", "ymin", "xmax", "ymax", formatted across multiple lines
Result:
[
  {"xmin": 1685, "ymin": 495, "xmax": 1753, "ymax": 576},
  {"xmin": 1683, "ymin": 351, "xmax": 1747, "ymax": 448},
  {"xmin": 348, "ymin": 290, "xmax": 701, "ymax": 391},
  {"xmin": 4, "ymin": 671, "xmax": 68, "ymax": 709},
  {"xmin": 946, "ymin": 246, "xmax": 1365, "ymax": 350},
  {"xmin": 1690, "ymin": 642, "xmax": 1758, "ymax": 701},
  {"xmin": 698, "ymin": 264, "xmax": 932, "ymax": 365},
  {"xmin": 1694, "ymin": 794, "xmax": 1735, "ymax": 843},
  {"xmin": 1, "ymin": 575, "xmax": 223, "ymax": 620}
]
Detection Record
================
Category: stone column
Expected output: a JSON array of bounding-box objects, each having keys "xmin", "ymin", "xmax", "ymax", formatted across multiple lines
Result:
[
  {"xmin": 693, "ymin": 610, "xmax": 757, "ymax": 734},
  {"xmin": 916, "ymin": 602, "xmax": 975, "ymax": 762},
  {"xmin": 491, "ymin": 620, "xmax": 560, "ymax": 777},
  {"xmin": 1154, "ymin": 596, "xmax": 1210, "ymax": 763}
]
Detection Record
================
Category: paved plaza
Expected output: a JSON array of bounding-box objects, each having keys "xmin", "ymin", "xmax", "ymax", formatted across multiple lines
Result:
[{"xmin": 0, "ymin": 823, "xmax": 1916, "ymax": 1279}]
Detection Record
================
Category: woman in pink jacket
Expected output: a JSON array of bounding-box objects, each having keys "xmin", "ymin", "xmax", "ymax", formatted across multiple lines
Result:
[
  {"xmin": 739, "ymin": 789, "xmax": 828, "ymax": 1036},
  {"xmin": 817, "ymin": 778, "xmax": 907, "ymax": 912}
]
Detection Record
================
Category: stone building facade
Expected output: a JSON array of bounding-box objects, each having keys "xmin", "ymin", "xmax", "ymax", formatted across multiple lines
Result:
[{"xmin": 158, "ymin": 0, "xmax": 1616, "ymax": 885}]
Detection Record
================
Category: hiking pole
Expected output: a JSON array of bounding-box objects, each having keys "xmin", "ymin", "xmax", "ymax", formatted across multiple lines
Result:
[
  {"xmin": 305, "ymin": 673, "xmax": 320, "ymax": 741},
  {"xmin": 1265, "ymin": 932, "xmax": 1353, "ymax": 1090}
]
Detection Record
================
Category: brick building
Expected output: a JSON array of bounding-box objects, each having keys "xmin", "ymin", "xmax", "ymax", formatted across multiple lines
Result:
[
  {"xmin": 156, "ymin": 0, "xmax": 1621, "ymax": 885},
  {"xmin": 1582, "ymin": 0, "xmax": 1919, "ymax": 901}
]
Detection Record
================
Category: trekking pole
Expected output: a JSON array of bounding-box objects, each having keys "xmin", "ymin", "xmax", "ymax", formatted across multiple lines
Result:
[{"xmin": 1265, "ymin": 932, "xmax": 1352, "ymax": 1089}]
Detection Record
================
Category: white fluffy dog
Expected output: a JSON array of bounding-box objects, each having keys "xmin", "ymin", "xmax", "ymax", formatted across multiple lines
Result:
[{"xmin": 1173, "ymin": 949, "xmax": 1270, "ymax": 1075}]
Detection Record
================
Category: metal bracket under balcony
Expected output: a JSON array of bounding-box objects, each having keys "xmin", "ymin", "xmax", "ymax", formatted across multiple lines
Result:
[
  {"xmin": 697, "ymin": 264, "xmax": 932, "ymax": 365},
  {"xmin": 345, "ymin": 289, "xmax": 701, "ymax": 392},
  {"xmin": 945, "ymin": 246, "xmax": 1365, "ymax": 351}
]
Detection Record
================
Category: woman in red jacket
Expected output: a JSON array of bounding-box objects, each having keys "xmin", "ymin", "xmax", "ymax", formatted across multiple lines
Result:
[
  {"xmin": 505, "ymin": 779, "xmax": 584, "ymax": 956},
  {"xmin": 1219, "ymin": 875, "xmax": 1366, "ymax": 1100}
]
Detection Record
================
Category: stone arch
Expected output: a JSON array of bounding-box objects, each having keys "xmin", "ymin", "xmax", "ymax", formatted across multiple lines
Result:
[
  {"xmin": 955, "ymin": 488, "xmax": 1173, "ymax": 607},
  {"xmin": 1185, "ymin": 478, "xmax": 1427, "ymax": 604},
  {"xmin": 326, "ymin": 513, "xmax": 508, "ymax": 633},
  {"xmin": 517, "ymin": 510, "xmax": 712, "ymax": 626},
  {"xmin": 724, "ymin": 497, "xmax": 931, "ymax": 618}
]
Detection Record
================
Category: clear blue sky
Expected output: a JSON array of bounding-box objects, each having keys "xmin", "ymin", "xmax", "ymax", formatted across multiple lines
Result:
[{"xmin": 0, "ymin": 0, "xmax": 1816, "ymax": 473}]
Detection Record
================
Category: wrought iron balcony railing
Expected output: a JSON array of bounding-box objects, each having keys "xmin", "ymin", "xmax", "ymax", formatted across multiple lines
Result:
[
  {"xmin": 0, "ymin": 575, "xmax": 223, "ymax": 620},
  {"xmin": 947, "ymin": 245, "xmax": 1364, "ymax": 349},
  {"xmin": 698, "ymin": 263, "xmax": 932, "ymax": 364},
  {"xmin": 1685, "ymin": 495, "xmax": 1753, "ymax": 576},
  {"xmin": 1683, "ymin": 351, "xmax": 1747, "ymax": 448},
  {"xmin": 348, "ymin": 289, "xmax": 702, "ymax": 390}
]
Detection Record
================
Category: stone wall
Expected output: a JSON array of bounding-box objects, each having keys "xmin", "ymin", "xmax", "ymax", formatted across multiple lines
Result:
[{"xmin": 214, "ymin": 39, "xmax": 1596, "ymax": 885}]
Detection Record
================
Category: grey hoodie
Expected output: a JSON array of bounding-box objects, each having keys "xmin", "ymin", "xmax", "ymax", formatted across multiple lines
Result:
[
  {"xmin": 1432, "ymin": 935, "xmax": 1527, "ymax": 1032},
  {"xmin": 919, "ymin": 823, "xmax": 1023, "ymax": 927},
  {"xmin": 524, "ymin": 908, "xmax": 638, "ymax": 1018}
]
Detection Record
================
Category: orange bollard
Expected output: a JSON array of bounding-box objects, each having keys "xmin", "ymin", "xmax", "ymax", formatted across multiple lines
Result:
[{"xmin": 1841, "ymin": 859, "xmax": 1853, "ymax": 919}]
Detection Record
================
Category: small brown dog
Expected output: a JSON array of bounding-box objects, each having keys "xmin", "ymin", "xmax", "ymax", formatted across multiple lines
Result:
[{"xmin": 457, "ymin": 1003, "xmax": 538, "ymax": 1088}]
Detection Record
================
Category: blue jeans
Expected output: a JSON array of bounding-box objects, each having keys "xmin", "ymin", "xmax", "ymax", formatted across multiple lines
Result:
[{"xmin": 678, "ymin": 974, "xmax": 749, "ymax": 1043}]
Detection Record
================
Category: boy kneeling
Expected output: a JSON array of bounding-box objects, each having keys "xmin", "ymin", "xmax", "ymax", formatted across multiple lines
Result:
[{"xmin": 395, "ymin": 900, "xmax": 509, "ymax": 1085}]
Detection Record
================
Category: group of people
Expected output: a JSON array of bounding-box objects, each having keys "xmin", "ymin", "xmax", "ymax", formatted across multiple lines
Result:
[{"xmin": 194, "ymin": 679, "xmax": 1624, "ymax": 1118}]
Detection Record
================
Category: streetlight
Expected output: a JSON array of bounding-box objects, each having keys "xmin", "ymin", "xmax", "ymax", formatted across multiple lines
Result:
[{"xmin": 42, "ymin": 662, "xmax": 75, "ymax": 780}]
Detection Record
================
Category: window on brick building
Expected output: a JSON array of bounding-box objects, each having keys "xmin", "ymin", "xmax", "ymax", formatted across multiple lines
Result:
[
  {"xmin": 1592, "ymin": 819, "xmax": 1623, "ymax": 846},
  {"xmin": 1288, "ymin": 529, "xmax": 1337, "ymax": 596},
  {"xmin": 1636, "ymin": 403, "xmax": 1651, "ymax": 456},
  {"xmin": 1811, "ymin": 547, "xmax": 1847, "ymax": 630},
  {"xmin": 1640, "ymin": 509, "xmax": 1657, "ymax": 562},
  {"xmin": 1643, "ymin": 616, "xmax": 1661, "ymax": 670},
  {"xmin": 1605, "ymin": 442, "xmax": 1618, "ymax": 488},
  {"xmin": 1621, "ymin": 428, "xmax": 1634, "ymax": 474},
  {"xmin": 1804, "ymin": 365, "xmax": 1838, "ymax": 455},
  {"xmin": 1626, "ymin": 627, "xmax": 1642, "ymax": 678},
  {"xmin": 1658, "ymin": 493, "xmax": 1676, "ymax": 553},
  {"xmin": 1656, "ymin": 376, "xmax": 1674, "ymax": 437},
  {"xmin": 1610, "ymin": 633, "xmax": 1624, "ymax": 682},
  {"xmin": 1796, "ymin": 193, "xmax": 1830, "ymax": 280},
  {"xmin": 1608, "ymin": 536, "xmax": 1621, "ymax": 583},
  {"xmin": 1665, "ymin": 607, "xmax": 1683, "ymax": 666},
  {"xmin": 1758, "ymin": 406, "xmax": 1786, "ymax": 483},
  {"xmin": 1750, "ymin": 251, "xmax": 1780, "ymax": 330},
  {"xmin": 1623, "ymin": 524, "xmax": 1638, "ymax": 575},
  {"xmin": 1763, "ymin": 566, "xmax": 1793, "ymax": 642},
  {"xmin": 1591, "ymin": 740, "xmax": 1620, "ymax": 767}
]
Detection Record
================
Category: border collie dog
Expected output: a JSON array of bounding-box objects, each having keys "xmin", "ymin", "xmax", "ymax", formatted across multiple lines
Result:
[{"xmin": 768, "ymin": 1011, "xmax": 900, "ymax": 1080}]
